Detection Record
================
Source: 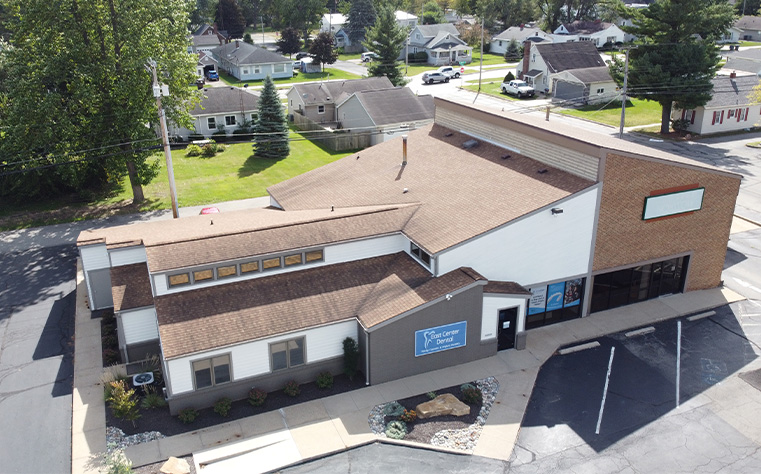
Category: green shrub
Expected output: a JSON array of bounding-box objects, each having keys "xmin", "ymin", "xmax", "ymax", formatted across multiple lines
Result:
[
  {"xmin": 178, "ymin": 408, "xmax": 198, "ymax": 424},
  {"xmin": 671, "ymin": 118, "xmax": 691, "ymax": 133},
  {"xmin": 213, "ymin": 397, "xmax": 232, "ymax": 417},
  {"xmin": 103, "ymin": 348, "xmax": 120, "ymax": 365},
  {"xmin": 343, "ymin": 337, "xmax": 359, "ymax": 380},
  {"xmin": 185, "ymin": 144, "xmax": 203, "ymax": 156},
  {"xmin": 462, "ymin": 387, "xmax": 483, "ymax": 406},
  {"xmin": 107, "ymin": 380, "xmax": 141, "ymax": 426},
  {"xmin": 460, "ymin": 383, "xmax": 475, "ymax": 392},
  {"xmin": 101, "ymin": 333, "xmax": 117, "ymax": 348},
  {"xmin": 140, "ymin": 389, "xmax": 167, "ymax": 409},
  {"xmin": 399, "ymin": 409, "xmax": 417, "ymax": 423},
  {"xmin": 502, "ymin": 72, "xmax": 515, "ymax": 83},
  {"xmin": 383, "ymin": 401, "xmax": 405, "ymax": 417},
  {"xmin": 426, "ymin": 391, "xmax": 437, "ymax": 400},
  {"xmin": 201, "ymin": 143, "xmax": 217, "ymax": 157},
  {"xmin": 316, "ymin": 371, "xmax": 334, "ymax": 389},
  {"xmin": 283, "ymin": 380, "xmax": 300, "ymax": 397},
  {"xmin": 385, "ymin": 420, "xmax": 407, "ymax": 440},
  {"xmin": 103, "ymin": 445, "xmax": 132, "ymax": 474},
  {"xmin": 248, "ymin": 388, "xmax": 267, "ymax": 406}
]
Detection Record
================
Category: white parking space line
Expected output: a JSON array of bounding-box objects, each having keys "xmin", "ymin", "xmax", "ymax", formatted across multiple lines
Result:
[
  {"xmin": 625, "ymin": 327, "xmax": 655, "ymax": 338},
  {"xmin": 676, "ymin": 320, "xmax": 682, "ymax": 408},
  {"xmin": 687, "ymin": 311, "xmax": 716, "ymax": 322},
  {"xmin": 595, "ymin": 346, "xmax": 615, "ymax": 435},
  {"xmin": 559, "ymin": 341, "xmax": 600, "ymax": 355}
]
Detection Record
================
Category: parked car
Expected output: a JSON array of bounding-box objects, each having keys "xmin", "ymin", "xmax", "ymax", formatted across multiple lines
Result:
[
  {"xmin": 501, "ymin": 79, "xmax": 535, "ymax": 98},
  {"xmin": 361, "ymin": 52, "xmax": 380, "ymax": 62},
  {"xmin": 206, "ymin": 69, "xmax": 219, "ymax": 81},
  {"xmin": 437, "ymin": 66, "xmax": 461, "ymax": 78},
  {"xmin": 295, "ymin": 52, "xmax": 310, "ymax": 59},
  {"xmin": 422, "ymin": 71, "xmax": 449, "ymax": 84},
  {"xmin": 293, "ymin": 60, "xmax": 303, "ymax": 70}
]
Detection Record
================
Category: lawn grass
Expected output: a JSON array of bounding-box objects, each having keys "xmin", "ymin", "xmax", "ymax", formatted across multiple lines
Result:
[
  {"xmin": 338, "ymin": 53, "xmax": 362, "ymax": 61},
  {"xmin": 461, "ymin": 79, "xmax": 539, "ymax": 102},
  {"xmin": 557, "ymin": 99, "xmax": 662, "ymax": 127},
  {"xmin": 739, "ymin": 41, "xmax": 761, "ymax": 47},
  {"xmin": 219, "ymin": 68, "xmax": 363, "ymax": 87}
]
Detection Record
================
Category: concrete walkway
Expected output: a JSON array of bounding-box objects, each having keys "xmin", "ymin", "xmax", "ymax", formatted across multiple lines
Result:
[{"xmin": 70, "ymin": 269, "xmax": 745, "ymax": 472}]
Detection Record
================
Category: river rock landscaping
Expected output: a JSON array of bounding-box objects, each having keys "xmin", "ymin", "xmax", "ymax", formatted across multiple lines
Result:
[{"xmin": 368, "ymin": 376, "xmax": 499, "ymax": 452}]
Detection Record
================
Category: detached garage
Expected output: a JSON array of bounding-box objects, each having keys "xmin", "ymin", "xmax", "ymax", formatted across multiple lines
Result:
[{"xmin": 552, "ymin": 66, "xmax": 618, "ymax": 105}]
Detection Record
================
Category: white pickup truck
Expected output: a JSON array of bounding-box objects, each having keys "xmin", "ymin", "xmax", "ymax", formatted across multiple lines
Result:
[{"xmin": 501, "ymin": 79, "xmax": 535, "ymax": 98}]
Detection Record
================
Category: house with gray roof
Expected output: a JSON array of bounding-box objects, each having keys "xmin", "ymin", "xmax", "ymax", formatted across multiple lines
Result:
[
  {"xmin": 517, "ymin": 41, "xmax": 606, "ymax": 92},
  {"xmin": 491, "ymin": 26, "xmax": 551, "ymax": 56},
  {"xmin": 286, "ymin": 77, "xmax": 394, "ymax": 124},
  {"xmin": 170, "ymin": 86, "xmax": 259, "ymax": 139},
  {"xmin": 734, "ymin": 15, "xmax": 761, "ymax": 41},
  {"xmin": 78, "ymin": 98, "xmax": 739, "ymax": 415},
  {"xmin": 406, "ymin": 23, "xmax": 472, "ymax": 65},
  {"xmin": 550, "ymin": 66, "xmax": 618, "ymax": 105},
  {"xmin": 211, "ymin": 41, "xmax": 293, "ymax": 81},
  {"xmin": 550, "ymin": 21, "xmax": 625, "ymax": 47},
  {"xmin": 671, "ymin": 72, "xmax": 761, "ymax": 135}
]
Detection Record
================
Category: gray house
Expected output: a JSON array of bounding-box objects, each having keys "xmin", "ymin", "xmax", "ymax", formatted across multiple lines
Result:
[
  {"xmin": 517, "ymin": 41, "xmax": 606, "ymax": 92},
  {"xmin": 405, "ymin": 23, "xmax": 472, "ymax": 65},
  {"xmin": 212, "ymin": 41, "xmax": 293, "ymax": 81},
  {"xmin": 170, "ymin": 86, "xmax": 259, "ymax": 139},
  {"xmin": 286, "ymin": 77, "xmax": 394, "ymax": 124},
  {"xmin": 551, "ymin": 66, "xmax": 618, "ymax": 105},
  {"xmin": 735, "ymin": 16, "xmax": 761, "ymax": 42},
  {"xmin": 490, "ymin": 26, "xmax": 551, "ymax": 56}
]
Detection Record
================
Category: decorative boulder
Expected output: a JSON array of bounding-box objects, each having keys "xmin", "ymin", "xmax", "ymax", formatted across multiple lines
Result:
[
  {"xmin": 160, "ymin": 456, "xmax": 191, "ymax": 474},
  {"xmin": 415, "ymin": 393, "xmax": 470, "ymax": 419}
]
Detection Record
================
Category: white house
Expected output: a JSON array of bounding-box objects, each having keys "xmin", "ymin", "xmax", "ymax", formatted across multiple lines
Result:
[
  {"xmin": 517, "ymin": 41, "xmax": 607, "ymax": 92},
  {"xmin": 336, "ymin": 11, "xmax": 418, "ymax": 49},
  {"xmin": 405, "ymin": 23, "xmax": 472, "ymax": 65},
  {"xmin": 551, "ymin": 21, "xmax": 625, "ymax": 47},
  {"xmin": 551, "ymin": 67, "xmax": 619, "ymax": 105},
  {"xmin": 321, "ymin": 13, "xmax": 347, "ymax": 34},
  {"xmin": 491, "ymin": 26, "xmax": 551, "ymax": 56},
  {"xmin": 170, "ymin": 86, "xmax": 259, "ymax": 139},
  {"xmin": 211, "ymin": 41, "xmax": 293, "ymax": 81}
]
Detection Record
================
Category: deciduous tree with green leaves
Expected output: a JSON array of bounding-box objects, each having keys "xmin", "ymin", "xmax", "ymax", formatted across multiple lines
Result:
[
  {"xmin": 364, "ymin": 5, "xmax": 407, "ymax": 86},
  {"xmin": 0, "ymin": 0, "xmax": 198, "ymax": 203},
  {"xmin": 610, "ymin": 0, "xmax": 735, "ymax": 134},
  {"xmin": 276, "ymin": 27, "xmax": 302, "ymax": 57},
  {"xmin": 309, "ymin": 32, "xmax": 339, "ymax": 70},
  {"xmin": 215, "ymin": 0, "xmax": 247, "ymax": 39},
  {"xmin": 421, "ymin": 1, "xmax": 445, "ymax": 24},
  {"xmin": 346, "ymin": 0, "xmax": 376, "ymax": 44},
  {"xmin": 252, "ymin": 76, "xmax": 289, "ymax": 159}
]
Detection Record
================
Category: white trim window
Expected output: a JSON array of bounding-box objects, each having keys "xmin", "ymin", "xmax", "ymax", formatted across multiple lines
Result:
[
  {"xmin": 207, "ymin": 117, "xmax": 216, "ymax": 130},
  {"xmin": 270, "ymin": 337, "xmax": 305, "ymax": 371},
  {"xmin": 192, "ymin": 354, "xmax": 231, "ymax": 389},
  {"xmin": 273, "ymin": 63, "xmax": 286, "ymax": 73},
  {"xmin": 225, "ymin": 115, "xmax": 236, "ymax": 126},
  {"xmin": 253, "ymin": 65, "xmax": 261, "ymax": 74},
  {"xmin": 242, "ymin": 67, "xmax": 250, "ymax": 75},
  {"xmin": 318, "ymin": 105, "xmax": 326, "ymax": 114}
]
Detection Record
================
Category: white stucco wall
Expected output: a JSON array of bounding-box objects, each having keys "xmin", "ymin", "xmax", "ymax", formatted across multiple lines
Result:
[{"xmin": 481, "ymin": 295, "xmax": 527, "ymax": 340}]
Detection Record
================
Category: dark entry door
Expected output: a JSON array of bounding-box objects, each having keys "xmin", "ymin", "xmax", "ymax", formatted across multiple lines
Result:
[{"xmin": 498, "ymin": 307, "xmax": 518, "ymax": 351}]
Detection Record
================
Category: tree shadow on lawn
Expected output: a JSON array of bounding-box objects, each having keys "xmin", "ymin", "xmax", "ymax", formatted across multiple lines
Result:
[{"xmin": 237, "ymin": 154, "xmax": 283, "ymax": 178}]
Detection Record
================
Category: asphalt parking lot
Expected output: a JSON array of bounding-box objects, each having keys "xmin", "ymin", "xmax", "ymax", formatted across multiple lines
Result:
[{"xmin": 509, "ymin": 301, "xmax": 761, "ymax": 473}]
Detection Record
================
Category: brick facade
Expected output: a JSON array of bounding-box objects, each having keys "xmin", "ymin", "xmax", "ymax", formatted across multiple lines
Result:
[{"xmin": 594, "ymin": 153, "xmax": 740, "ymax": 291}]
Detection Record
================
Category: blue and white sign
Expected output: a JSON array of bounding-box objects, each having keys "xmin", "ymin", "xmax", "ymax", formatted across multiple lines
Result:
[
  {"xmin": 415, "ymin": 321, "xmax": 467, "ymax": 357},
  {"xmin": 528, "ymin": 287, "xmax": 547, "ymax": 315},
  {"xmin": 546, "ymin": 282, "xmax": 565, "ymax": 312}
]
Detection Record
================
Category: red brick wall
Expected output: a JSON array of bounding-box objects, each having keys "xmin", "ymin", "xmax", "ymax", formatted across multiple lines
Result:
[{"xmin": 594, "ymin": 153, "xmax": 740, "ymax": 291}]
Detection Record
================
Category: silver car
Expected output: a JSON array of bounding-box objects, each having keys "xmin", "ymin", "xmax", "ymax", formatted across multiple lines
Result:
[{"xmin": 422, "ymin": 71, "xmax": 449, "ymax": 84}]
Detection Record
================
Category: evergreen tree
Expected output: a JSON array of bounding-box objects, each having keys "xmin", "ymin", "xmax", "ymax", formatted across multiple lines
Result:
[
  {"xmin": 277, "ymin": 27, "xmax": 302, "ymax": 57},
  {"xmin": 309, "ymin": 32, "xmax": 339, "ymax": 70},
  {"xmin": 243, "ymin": 33, "xmax": 254, "ymax": 44},
  {"xmin": 215, "ymin": 0, "xmax": 247, "ymax": 39},
  {"xmin": 253, "ymin": 76, "xmax": 289, "ymax": 159},
  {"xmin": 364, "ymin": 5, "xmax": 407, "ymax": 86},
  {"xmin": 611, "ymin": 0, "xmax": 735, "ymax": 134},
  {"xmin": 504, "ymin": 39, "xmax": 521, "ymax": 61},
  {"xmin": 346, "ymin": 0, "xmax": 376, "ymax": 44}
]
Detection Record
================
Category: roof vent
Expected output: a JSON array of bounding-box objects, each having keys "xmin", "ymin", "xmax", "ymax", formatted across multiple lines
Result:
[
  {"xmin": 462, "ymin": 139, "xmax": 479, "ymax": 149},
  {"xmin": 444, "ymin": 132, "xmax": 453, "ymax": 137},
  {"xmin": 537, "ymin": 168, "xmax": 548, "ymax": 174},
  {"xmin": 501, "ymin": 154, "xmax": 511, "ymax": 160}
]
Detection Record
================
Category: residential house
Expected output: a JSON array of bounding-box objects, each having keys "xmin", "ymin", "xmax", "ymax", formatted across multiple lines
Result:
[
  {"xmin": 517, "ymin": 41, "xmax": 607, "ymax": 92},
  {"xmin": 321, "ymin": 13, "xmax": 347, "ymax": 34},
  {"xmin": 193, "ymin": 23, "xmax": 229, "ymax": 40},
  {"xmin": 671, "ymin": 72, "xmax": 761, "ymax": 135},
  {"xmin": 405, "ymin": 23, "xmax": 472, "ymax": 65},
  {"xmin": 490, "ymin": 26, "xmax": 551, "ymax": 56},
  {"xmin": 196, "ymin": 51, "xmax": 218, "ymax": 79},
  {"xmin": 395, "ymin": 11, "xmax": 418, "ymax": 29},
  {"xmin": 211, "ymin": 41, "xmax": 293, "ymax": 81},
  {"xmin": 336, "ymin": 11, "xmax": 418, "ymax": 50},
  {"xmin": 189, "ymin": 34, "xmax": 227, "ymax": 54},
  {"xmin": 79, "ymin": 98, "xmax": 739, "ymax": 415},
  {"xmin": 335, "ymin": 87, "xmax": 434, "ymax": 145},
  {"xmin": 550, "ymin": 21, "xmax": 625, "ymax": 47},
  {"xmin": 551, "ymin": 67, "xmax": 619, "ymax": 105},
  {"xmin": 170, "ymin": 86, "xmax": 259, "ymax": 139},
  {"xmin": 735, "ymin": 16, "xmax": 761, "ymax": 41},
  {"xmin": 720, "ymin": 26, "xmax": 744, "ymax": 44},
  {"xmin": 286, "ymin": 77, "xmax": 393, "ymax": 124}
]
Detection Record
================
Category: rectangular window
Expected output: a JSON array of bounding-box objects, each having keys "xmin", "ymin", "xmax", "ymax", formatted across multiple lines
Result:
[
  {"xmin": 270, "ymin": 337, "xmax": 305, "ymax": 371},
  {"xmin": 729, "ymin": 109, "xmax": 735, "ymax": 118},
  {"xmin": 305, "ymin": 250, "xmax": 324, "ymax": 262},
  {"xmin": 253, "ymin": 66, "xmax": 261, "ymax": 74},
  {"xmin": 273, "ymin": 63, "xmax": 286, "ymax": 73},
  {"xmin": 596, "ymin": 88, "xmax": 604, "ymax": 94},
  {"xmin": 262, "ymin": 257, "xmax": 281, "ymax": 270},
  {"xmin": 318, "ymin": 105, "xmax": 325, "ymax": 114},
  {"xmin": 207, "ymin": 117, "xmax": 216, "ymax": 130},
  {"xmin": 284, "ymin": 253, "xmax": 302, "ymax": 266},
  {"xmin": 193, "ymin": 269, "xmax": 213, "ymax": 282},
  {"xmin": 192, "ymin": 354, "xmax": 231, "ymax": 389},
  {"xmin": 225, "ymin": 115, "xmax": 236, "ymax": 126},
  {"xmin": 168, "ymin": 273, "xmax": 190, "ymax": 287},
  {"xmin": 240, "ymin": 261, "xmax": 259, "ymax": 273},
  {"xmin": 410, "ymin": 242, "xmax": 431, "ymax": 266},
  {"xmin": 217, "ymin": 265, "xmax": 237, "ymax": 279},
  {"xmin": 242, "ymin": 68, "xmax": 249, "ymax": 75}
]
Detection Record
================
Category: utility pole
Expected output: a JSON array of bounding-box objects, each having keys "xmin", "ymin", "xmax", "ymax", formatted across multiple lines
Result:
[
  {"xmin": 619, "ymin": 48, "xmax": 630, "ymax": 139},
  {"xmin": 147, "ymin": 60, "xmax": 180, "ymax": 219},
  {"xmin": 261, "ymin": 16, "xmax": 265, "ymax": 44}
]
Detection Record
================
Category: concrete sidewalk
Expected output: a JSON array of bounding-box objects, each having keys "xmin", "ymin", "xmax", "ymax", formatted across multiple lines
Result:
[{"xmin": 71, "ymin": 282, "xmax": 745, "ymax": 473}]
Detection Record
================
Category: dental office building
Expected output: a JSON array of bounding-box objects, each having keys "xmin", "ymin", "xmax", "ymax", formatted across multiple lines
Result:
[{"xmin": 78, "ymin": 98, "xmax": 740, "ymax": 413}]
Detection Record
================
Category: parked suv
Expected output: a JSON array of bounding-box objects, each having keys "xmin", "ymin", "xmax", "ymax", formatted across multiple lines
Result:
[
  {"xmin": 422, "ymin": 71, "xmax": 449, "ymax": 84},
  {"xmin": 501, "ymin": 79, "xmax": 535, "ymax": 98},
  {"xmin": 206, "ymin": 69, "xmax": 219, "ymax": 81},
  {"xmin": 361, "ymin": 52, "xmax": 380, "ymax": 62},
  {"xmin": 437, "ymin": 66, "xmax": 461, "ymax": 78}
]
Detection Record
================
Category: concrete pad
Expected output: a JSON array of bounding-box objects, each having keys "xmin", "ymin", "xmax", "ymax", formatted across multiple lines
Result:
[
  {"xmin": 74, "ymin": 369, "xmax": 103, "ymax": 389},
  {"xmin": 322, "ymin": 392, "xmax": 360, "ymax": 418},
  {"xmin": 74, "ymin": 320, "xmax": 101, "ymax": 339},
  {"xmin": 330, "ymin": 410, "xmax": 376, "ymax": 446},
  {"xmin": 282, "ymin": 399, "xmax": 329, "ymax": 427},
  {"xmin": 71, "ymin": 453, "xmax": 102, "ymax": 474},
  {"xmin": 199, "ymin": 420, "xmax": 248, "ymax": 447},
  {"xmin": 348, "ymin": 387, "xmax": 385, "ymax": 411},
  {"xmin": 290, "ymin": 419, "xmax": 346, "ymax": 458},
  {"xmin": 473, "ymin": 422, "xmax": 520, "ymax": 460},
  {"xmin": 496, "ymin": 349, "xmax": 542, "ymax": 374},
  {"xmin": 376, "ymin": 379, "xmax": 414, "ymax": 403},
  {"xmin": 72, "ymin": 402, "xmax": 106, "ymax": 433},
  {"xmin": 125, "ymin": 439, "xmax": 162, "ymax": 467},
  {"xmin": 157, "ymin": 432, "xmax": 206, "ymax": 459},
  {"xmin": 72, "ymin": 385, "xmax": 103, "ymax": 412},
  {"xmin": 72, "ymin": 429, "xmax": 106, "ymax": 463},
  {"xmin": 400, "ymin": 372, "xmax": 438, "ymax": 396},
  {"xmin": 193, "ymin": 430, "xmax": 301, "ymax": 474},
  {"xmin": 237, "ymin": 410, "xmax": 286, "ymax": 438},
  {"xmin": 661, "ymin": 288, "xmax": 744, "ymax": 315}
]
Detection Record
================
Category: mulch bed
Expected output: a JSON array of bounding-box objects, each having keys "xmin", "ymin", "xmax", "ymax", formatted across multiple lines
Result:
[
  {"xmin": 107, "ymin": 374, "xmax": 366, "ymax": 437},
  {"xmin": 383, "ymin": 385, "xmax": 479, "ymax": 444}
]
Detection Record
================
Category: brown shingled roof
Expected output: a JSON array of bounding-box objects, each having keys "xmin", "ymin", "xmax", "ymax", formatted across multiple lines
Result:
[
  {"xmin": 483, "ymin": 281, "xmax": 531, "ymax": 296},
  {"xmin": 155, "ymin": 252, "xmax": 483, "ymax": 358},
  {"xmin": 269, "ymin": 124, "xmax": 594, "ymax": 254},
  {"xmin": 111, "ymin": 263, "xmax": 154, "ymax": 312}
]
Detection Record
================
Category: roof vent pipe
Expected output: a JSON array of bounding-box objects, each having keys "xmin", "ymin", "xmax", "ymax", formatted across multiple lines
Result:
[{"xmin": 402, "ymin": 135, "xmax": 408, "ymax": 166}]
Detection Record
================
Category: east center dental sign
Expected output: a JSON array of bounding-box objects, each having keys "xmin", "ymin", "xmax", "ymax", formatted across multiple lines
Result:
[{"xmin": 414, "ymin": 321, "xmax": 467, "ymax": 357}]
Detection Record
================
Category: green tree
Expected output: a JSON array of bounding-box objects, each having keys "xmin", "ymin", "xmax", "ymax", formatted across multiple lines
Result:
[
  {"xmin": 479, "ymin": 0, "xmax": 537, "ymax": 31},
  {"xmin": 504, "ymin": 38, "xmax": 521, "ymax": 61},
  {"xmin": 421, "ymin": 1, "xmax": 445, "ymax": 24},
  {"xmin": 0, "ymin": 0, "xmax": 198, "ymax": 203},
  {"xmin": 364, "ymin": 5, "xmax": 407, "ymax": 86},
  {"xmin": 309, "ymin": 31, "xmax": 339, "ymax": 70},
  {"xmin": 611, "ymin": 0, "xmax": 736, "ymax": 134},
  {"xmin": 271, "ymin": 0, "xmax": 326, "ymax": 46},
  {"xmin": 243, "ymin": 32, "xmax": 254, "ymax": 44},
  {"xmin": 343, "ymin": 337, "xmax": 359, "ymax": 380},
  {"xmin": 190, "ymin": 0, "xmax": 216, "ymax": 29},
  {"xmin": 737, "ymin": 0, "xmax": 761, "ymax": 15},
  {"xmin": 346, "ymin": 0, "xmax": 376, "ymax": 43},
  {"xmin": 216, "ymin": 0, "xmax": 247, "ymax": 38},
  {"xmin": 277, "ymin": 27, "xmax": 302, "ymax": 57},
  {"xmin": 107, "ymin": 381, "xmax": 141, "ymax": 427},
  {"xmin": 252, "ymin": 76, "xmax": 289, "ymax": 159}
]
